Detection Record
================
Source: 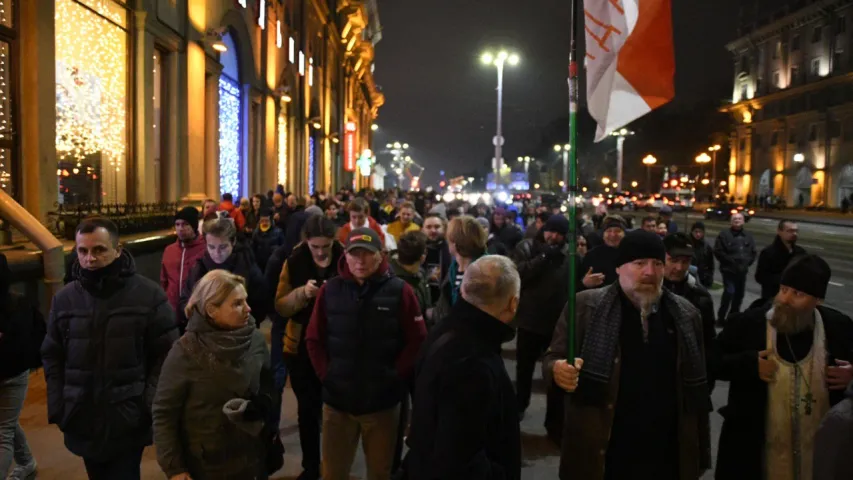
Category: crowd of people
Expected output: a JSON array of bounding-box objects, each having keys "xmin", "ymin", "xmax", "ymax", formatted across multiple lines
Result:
[{"xmin": 0, "ymin": 185, "xmax": 851, "ymax": 480}]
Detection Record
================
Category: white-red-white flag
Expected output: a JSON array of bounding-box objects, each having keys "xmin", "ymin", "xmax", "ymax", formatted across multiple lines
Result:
[{"xmin": 585, "ymin": 0, "xmax": 675, "ymax": 141}]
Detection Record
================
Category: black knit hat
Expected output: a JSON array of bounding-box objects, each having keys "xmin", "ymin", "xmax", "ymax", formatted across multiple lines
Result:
[
  {"xmin": 175, "ymin": 206, "xmax": 199, "ymax": 225},
  {"xmin": 780, "ymin": 254, "xmax": 831, "ymax": 299},
  {"xmin": 543, "ymin": 214, "xmax": 570, "ymax": 236},
  {"xmin": 690, "ymin": 221, "xmax": 706, "ymax": 232},
  {"xmin": 616, "ymin": 229, "xmax": 666, "ymax": 267},
  {"xmin": 663, "ymin": 232, "xmax": 694, "ymax": 258}
]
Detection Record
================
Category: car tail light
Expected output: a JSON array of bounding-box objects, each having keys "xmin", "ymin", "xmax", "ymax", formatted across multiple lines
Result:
[{"xmin": 748, "ymin": 210, "xmax": 755, "ymax": 215}]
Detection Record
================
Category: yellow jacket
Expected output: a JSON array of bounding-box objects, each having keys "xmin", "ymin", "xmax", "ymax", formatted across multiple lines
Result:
[{"xmin": 386, "ymin": 221, "xmax": 420, "ymax": 243}]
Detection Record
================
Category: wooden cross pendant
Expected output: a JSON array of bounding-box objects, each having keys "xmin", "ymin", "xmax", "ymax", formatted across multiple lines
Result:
[{"xmin": 802, "ymin": 392, "xmax": 816, "ymax": 415}]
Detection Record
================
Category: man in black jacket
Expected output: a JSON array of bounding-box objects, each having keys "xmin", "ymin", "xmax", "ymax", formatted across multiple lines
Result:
[
  {"xmin": 41, "ymin": 218, "xmax": 178, "ymax": 479},
  {"xmin": 714, "ymin": 255, "xmax": 853, "ymax": 480},
  {"xmin": 512, "ymin": 215, "xmax": 576, "ymax": 420},
  {"xmin": 580, "ymin": 215, "xmax": 626, "ymax": 290},
  {"xmin": 713, "ymin": 213, "xmax": 757, "ymax": 325},
  {"xmin": 663, "ymin": 233, "xmax": 717, "ymax": 393},
  {"xmin": 755, "ymin": 219, "xmax": 805, "ymax": 300},
  {"xmin": 407, "ymin": 255, "xmax": 521, "ymax": 480},
  {"xmin": 689, "ymin": 222, "xmax": 715, "ymax": 288}
]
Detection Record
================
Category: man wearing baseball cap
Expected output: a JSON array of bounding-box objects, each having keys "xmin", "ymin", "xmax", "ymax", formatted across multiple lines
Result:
[
  {"xmin": 543, "ymin": 230, "xmax": 711, "ymax": 479},
  {"xmin": 305, "ymin": 227, "xmax": 426, "ymax": 480},
  {"xmin": 715, "ymin": 254, "xmax": 853, "ymax": 479},
  {"xmin": 663, "ymin": 233, "xmax": 717, "ymax": 393}
]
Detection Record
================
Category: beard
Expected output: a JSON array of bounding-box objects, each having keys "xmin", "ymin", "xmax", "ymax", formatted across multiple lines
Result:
[
  {"xmin": 627, "ymin": 279, "xmax": 663, "ymax": 312},
  {"xmin": 769, "ymin": 302, "xmax": 814, "ymax": 335}
]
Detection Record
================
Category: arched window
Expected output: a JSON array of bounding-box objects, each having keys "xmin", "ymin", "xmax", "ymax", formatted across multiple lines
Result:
[{"xmin": 218, "ymin": 32, "xmax": 243, "ymax": 198}]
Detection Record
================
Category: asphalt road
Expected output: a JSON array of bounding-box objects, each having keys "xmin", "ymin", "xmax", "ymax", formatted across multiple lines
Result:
[{"xmin": 672, "ymin": 212, "xmax": 853, "ymax": 316}]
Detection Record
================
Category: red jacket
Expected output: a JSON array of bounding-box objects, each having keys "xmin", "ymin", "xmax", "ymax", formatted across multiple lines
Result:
[
  {"xmin": 219, "ymin": 200, "xmax": 247, "ymax": 231},
  {"xmin": 160, "ymin": 235, "xmax": 207, "ymax": 313},
  {"xmin": 336, "ymin": 216, "xmax": 386, "ymax": 246},
  {"xmin": 306, "ymin": 256, "xmax": 426, "ymax": 383}
]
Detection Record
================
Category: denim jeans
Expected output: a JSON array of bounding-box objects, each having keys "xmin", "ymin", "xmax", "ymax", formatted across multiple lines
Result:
[
  {"xmin": 719, "ymin": 272, "xmax": 747, "ymax": 322},
  {"xmin": 270, "ymin": 317, "xmax": 289, "ymax": 428},
  {"xmin": 0, "ymin": 371, "xmax": 34, "ymax": 477}
]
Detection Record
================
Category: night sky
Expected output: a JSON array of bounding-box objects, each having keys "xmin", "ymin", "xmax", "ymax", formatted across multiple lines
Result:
[{"xmin": 374, "ymin": 0, "xmax": 742, "ymax": 185}]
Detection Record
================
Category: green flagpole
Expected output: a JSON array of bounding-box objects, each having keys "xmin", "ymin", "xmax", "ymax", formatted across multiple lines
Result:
[{"xmin": 566, "ymin": 0, "xmax": 580, "ymax": 361}]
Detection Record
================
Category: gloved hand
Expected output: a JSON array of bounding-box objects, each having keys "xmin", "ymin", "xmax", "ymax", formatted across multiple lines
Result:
[{"xmin": 543, "ymin": 245, "xmax": 565, "ymax": 261}]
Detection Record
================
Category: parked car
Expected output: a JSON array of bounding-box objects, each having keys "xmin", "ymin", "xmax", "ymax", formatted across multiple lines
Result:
[{"xmin": 704, "ymin": 203, "xmax": 755, "ymax": 221}]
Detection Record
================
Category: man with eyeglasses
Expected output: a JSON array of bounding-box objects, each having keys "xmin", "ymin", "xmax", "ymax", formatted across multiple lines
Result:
[{"xmin": 755, "ymin": 219, "xmax": 806, "ymax": 302}]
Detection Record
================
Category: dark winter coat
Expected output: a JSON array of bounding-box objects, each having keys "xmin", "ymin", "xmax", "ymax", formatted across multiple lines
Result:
[
  {"xmin": 160, "ymin": 235, "xmax": 207, "ymax": 313},
  {"xmin": 0, "ymin": 293, "xmax": 44, "ymax": 380},
  {"xmin": 251, "ymin": 226, "xmax": 285, "ymax": 271},
  {"xmin": 423, "ymin": 239, "xmax": 451, "ymax": 307},
  {"xmin": 754, "ymin": 236, "xmax": 806, "ymax": 299},
  {"xmin": 178, "ymin": 248, "xmax": 268, "ymax": 328},
  {"xmin": 305, "ymin": 258, "xmax": 426, "ymax": 415},
  {"xmin": 511, "ymin": 234, "xmax": 581, "ymax": 336},
  {"xmin": 713, "ymin": 304, "xmax": 853, "ymax": 479},
  {"xmin": 713, "ymin": 227, "xmax": 757, "ymax": 276},
  {"xmin": 487, "ymin": 223, "xmax": 523, "ymax": 256},
  {"xmin": 690, "ymin": 237, "xmax": 715, "ymax": 288},
  {"xmin": 664, "ymin": 274, "xmax": 717, "ymax": 393},
  {"xmin": 543, "ymin": 284, "xmax": 711, "ymax": 480},
  {"xmin": 814, "ymin": 381, "xmax": 853, "ymax": 480},
  {"xmin": 390, "ymin": 256, "xmax": 432, "ymax": 316},
  {"xmin": 41, "ymin": 251, "xmax": 178, "ymax": 460},
  {"xmin": 406, "ymin": 299, "xmax": 521, "ymax": 480},
  {"xmin": 153, "ymin": 312, "xmax": 273, "ymax": 479},
  {"xmin": 580, "ymin": 244, "xmax": 619, "ymax": 289}
]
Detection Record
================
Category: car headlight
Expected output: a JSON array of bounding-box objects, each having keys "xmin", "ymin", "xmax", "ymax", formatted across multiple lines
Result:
[
  {"xmin": 706, "ymin": 208, "xmax": 713, "ymax": 212},
  {"xmin": 748, "ymin": 210, "xmax": 755, "ymax": 215}
]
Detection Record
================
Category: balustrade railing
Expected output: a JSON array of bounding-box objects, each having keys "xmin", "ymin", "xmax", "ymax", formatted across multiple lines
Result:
[{"xmin": 47, "ymin": 202, "xmax": 180, "ymax": 240}]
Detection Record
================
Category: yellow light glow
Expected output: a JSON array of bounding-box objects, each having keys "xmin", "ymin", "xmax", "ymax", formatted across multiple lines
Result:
[
  {"xmin": 212, "ymin": 41, "xmax": 227, "ymax": 53},
  {"xmin": 534, "ymin": 183, "xmax": 540, "ymax": 189},
  {"xmin": 742, "ymin": 111, "xmax": 752, "ymax": 123},
  {"xmin": 601, "ymin": 177, "xmax": 610, "ymax": 185},
  {"xmin": 481, "ymin": 52, "xmax": 494, "ymax": 65},
  {"xmin": 631, "ymin": 181, "xmax": 638, "ymax": 188},
  {"xmin": 277, "ymin": 104, "xmax": 288, "ymax": 188},
  {"xmin": 56, "ymin": 0, "xmax": 127, "ymax": 202},
  {"xmin": 642, "ymin": 154, "xmax": 657, "ymax": 165}
]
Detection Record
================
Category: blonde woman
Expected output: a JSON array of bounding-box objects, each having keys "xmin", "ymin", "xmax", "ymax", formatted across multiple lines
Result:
[{"xmin": 153, "ymin": 270, "xmax": 278, "ymax": 480}]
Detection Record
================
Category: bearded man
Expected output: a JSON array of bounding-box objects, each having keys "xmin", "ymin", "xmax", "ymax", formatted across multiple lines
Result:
[
  {"xmin": 543, "ymin": 230, "xmax": 711, "ymax": 480},
  {"xmin": 714, "ymin": 254, "xmax": 853, "ymax": 480}
]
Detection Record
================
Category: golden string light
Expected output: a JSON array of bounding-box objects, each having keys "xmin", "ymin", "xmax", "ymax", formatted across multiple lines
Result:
[{"xmin": 55, "ymin": 0, "xmax": 127, "ymax": 202}]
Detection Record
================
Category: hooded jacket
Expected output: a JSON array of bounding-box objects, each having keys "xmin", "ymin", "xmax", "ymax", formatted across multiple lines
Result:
[
  {"xmin": 160, "ymin": 234, "xmax": 207, "ymax": 313},
  {"xmin": 177, "ymin": 247, "xmax": 268, "ymax": 329},
  {"xmin": 251, "ymin": 225, "xmax": 285, "ymax": 271},
  {"xmin": 153, "ymin": 312, "xmax": 272, "ymax": 479},
  {"xmin": 219, "ymin": 200, "xmax": 247, "ymax": 231},
  {"xmin": 814, "ymin": 381, "xmax": 853, "ymax": 480},
  {"xmin": 42, "ymin": 250, "xmax": 178, "ymax": 460},
  {"xmin": 689, "ymin": 223, "xmax": 715, "ymax": 289},
  {"xmin": 305, "ymin": 256, "xmax": 426, "ymax": 415}
]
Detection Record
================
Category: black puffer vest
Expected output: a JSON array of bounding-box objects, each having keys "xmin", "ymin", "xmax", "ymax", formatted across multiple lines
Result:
[{"xmin": 322, "ymin": 274, "xmax": 406, "ymax": 415}]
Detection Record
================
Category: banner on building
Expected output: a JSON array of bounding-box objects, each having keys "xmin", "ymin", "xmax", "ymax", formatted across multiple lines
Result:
[
  {"xmin": 585, "ymin": 0, "xmax": 674, "ymax": 141},
  {"xmin": 344, "ymin": 122, "xmax": 357, "ymax": 172}
]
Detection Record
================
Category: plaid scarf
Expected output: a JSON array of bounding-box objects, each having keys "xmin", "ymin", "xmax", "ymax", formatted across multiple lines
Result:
[{"xmin": 577, "ymin": 284, "xmax": 708, "ymax": 411}]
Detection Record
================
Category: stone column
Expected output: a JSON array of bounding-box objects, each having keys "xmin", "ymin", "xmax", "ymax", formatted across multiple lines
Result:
[
  {"xmin": 20, "ymin": 0, "xmax": 56, "ymax": 222},
  {"xmin": 134, "ymin": 10, "xmax": 156, "ymax": 203},
  {"xmin": 182, "ymin": 42, "xmax": 209, "ymax": 202}
]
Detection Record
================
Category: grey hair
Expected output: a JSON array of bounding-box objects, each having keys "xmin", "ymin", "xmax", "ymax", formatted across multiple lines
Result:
[{"xmin": 461, "ymin": 255, "xmax": 520, "ymax": 308}]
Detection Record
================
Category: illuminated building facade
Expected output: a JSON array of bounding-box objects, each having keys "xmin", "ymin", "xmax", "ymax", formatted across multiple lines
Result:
[
  {"xmin": 11, "ymin": 0, "xmax": 383, "ymax": 224},
  {"xmin": 724, "ymin": 0, "xmax": 853, "ymax": 207}
]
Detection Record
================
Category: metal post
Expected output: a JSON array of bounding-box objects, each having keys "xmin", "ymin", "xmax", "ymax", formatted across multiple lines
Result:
[
  {"xmin": 616, "ymin": 136, "xmax": 625, "ymax": 191},
  {"xmin": 562, "ymin": 150, "xmax": 569, "ymax": 194},
  {"xmin": 566, "ymin": 0, "xmax": 580, "ymax": 361},
  {"xmin": 646, "ymin": 166, "xmax": 651, "ymax": 195},
  {"xmin": 711, "ymin": 149, "xmax": 717, "ymax": 200},
  {"xmin": 495, "ymin": 62, "xmax": 504, "ymax": 190}
]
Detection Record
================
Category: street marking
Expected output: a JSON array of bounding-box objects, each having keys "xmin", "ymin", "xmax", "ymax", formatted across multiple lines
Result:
[
  {"xmin": 829, "ymin": 281, "xmax": 845, "ymax": 287},
  {"xmin": 797, "ymin": 244, "xmax": 825, "ymax": 250}
]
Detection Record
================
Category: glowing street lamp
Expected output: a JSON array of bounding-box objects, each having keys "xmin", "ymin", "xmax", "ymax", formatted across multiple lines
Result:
[
  {"xmin": 480, "ymin": 49, "xmax": 520, "ymax": 188},
  {"xmin": 609, "ymin": 128, "xmax": 634, "ymax": 191},
  {"xmin": 794, "ymin": 153, "xmax": 805, "ymax": 163},
  {"xmin": 601, "ymin": 176, "xmax": 611, "ymax": 185},
  {"xmin": 631, "ymin": 181, "xmax": 639, "ymax": 188},
  {"xmin": 642, "ymin": 154, "xmax": 658, "ymax": 194},
  {"xmin": 554, "ymin": 144, "xmax": 571, "ymax": 193},
  {"xmin": 696, "ymin": 152, "xmax": 711, "ymax": 181},
  {"xmin": 708, "ymin": 144, "xmax": 721, "ymax": 192}
]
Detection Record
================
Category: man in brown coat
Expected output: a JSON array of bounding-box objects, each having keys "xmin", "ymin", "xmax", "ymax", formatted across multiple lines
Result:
[{"xmin": 542, "ymin": 229, "xmax": 711, "ymax": 480}]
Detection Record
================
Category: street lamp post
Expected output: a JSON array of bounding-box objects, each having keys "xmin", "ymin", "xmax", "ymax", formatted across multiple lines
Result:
[
  {"xmin": 517, "ymin": 156, "xmax": 532, "ymax": 183},
  {"xmin": 696, "ymin": 152, "xmax": 711, "ymax": 202},
  {"xmin": 610, "ymin": 128, "xmax": 634, "ymax": 193},
  {"xmin": 481, "ymin": 50, "xmax": 519, "ymax": 190},
  {"xmin": 708, "ymin": 144, "xmax": 721, "ymax": 198},
  {"xmin": 642, "ymin": 154, "xmax": 658, "ymax": 195},
  {"xmin": 385, "ymin": 141, "xmax": 409, "ymax": 189},
  {"xmin": 554, "ymin": 144, "xmax": 571, "ymax": 194}
]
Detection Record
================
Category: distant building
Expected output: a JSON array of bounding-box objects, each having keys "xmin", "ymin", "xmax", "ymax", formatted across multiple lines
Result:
[{"xmin": 723, "ymin": 0, "xmax": 853, "ymax": 208}]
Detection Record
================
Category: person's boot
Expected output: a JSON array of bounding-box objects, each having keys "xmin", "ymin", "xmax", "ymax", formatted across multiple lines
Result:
[
  {"xmin": 296, "ymin": 468, "xmax": 321, "ymax": 480},
  {"xmin": 8, "ymin": 460, "xmax": 38, "ymax": 480}
]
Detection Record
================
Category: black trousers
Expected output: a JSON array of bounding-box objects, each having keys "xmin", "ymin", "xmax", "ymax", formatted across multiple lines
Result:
[
  {"xmin": 515, "ymin": 328, "xmax": 553, "ymax": 413},
  {"xmin": 718, "ymin": 272, "xmax": 747, "ymax": 323},
  {"xmin": 286, "ymin": 350, "xmax": 323, "ymax": 474},
  {"xmin": 83, "ymin": 447, "xmax": 144, "ymax": 480}
]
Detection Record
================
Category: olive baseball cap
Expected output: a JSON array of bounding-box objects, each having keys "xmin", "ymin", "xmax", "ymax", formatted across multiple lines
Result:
[{"xmin": 346, "ymin": 227, "xmax": 382, "ymax": 253}]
